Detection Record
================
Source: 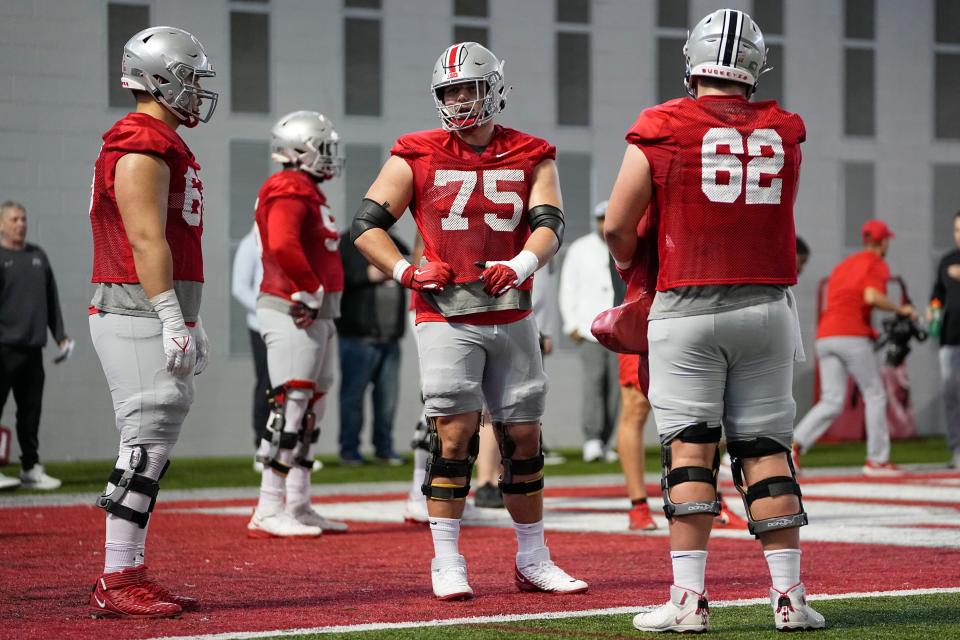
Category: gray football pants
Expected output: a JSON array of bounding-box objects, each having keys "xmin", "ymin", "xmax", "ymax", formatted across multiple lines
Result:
[{"xmin": 794, "ymin": 336, "xmax": 890, "ymax": 463}]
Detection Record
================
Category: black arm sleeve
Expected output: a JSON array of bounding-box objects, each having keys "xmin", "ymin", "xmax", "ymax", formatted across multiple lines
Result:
[
  {"xmin": 45, "ymin": 256, "xmax": 66, "ymax": 343},
  {"xmin": 350, "ymin": 198, "xmax": 399, "ymax": 244},
  {"xmin": 527, "ymin": 204, "xmax": 564, "ymax": 246}
]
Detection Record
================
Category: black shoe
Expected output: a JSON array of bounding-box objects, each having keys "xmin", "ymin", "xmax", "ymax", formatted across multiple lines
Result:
[{"xmin": 474, "ymin": 482, "xmax": 504, "ymax": 509}]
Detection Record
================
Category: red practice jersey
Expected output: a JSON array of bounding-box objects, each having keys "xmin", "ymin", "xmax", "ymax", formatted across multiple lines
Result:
[
  {"xmin": 90, "ymin": 112, "xmax": 204, "ymax": 283},
  {"xmin": 626, "ymin": 95, "xmax": 805, "ymax": 291},
  {"xmin": 391, "ymin": 125, "xmax": 556, "ymax": 324},
  {"xmin": 255, "ymin": 169, "xmax": 343, "ymax": 300}
]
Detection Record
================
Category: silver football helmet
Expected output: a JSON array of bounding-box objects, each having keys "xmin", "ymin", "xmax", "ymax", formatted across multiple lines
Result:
[
  {"xmin": 121, "ymin": 26, "xmax": 218, "ymax": 127},
  {"xmin": 431, "ymin": 42, "xmax": 510, "ymax": 131},
  {"xmin": 683, "ymin": 9, "xmax": 768, "ymax": 98},
  {"xmin": 270, "ymin": 111, "xmax": 344, "ymax": 180}
]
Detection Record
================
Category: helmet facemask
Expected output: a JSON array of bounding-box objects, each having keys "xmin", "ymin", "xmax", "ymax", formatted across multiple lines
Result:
[
  {"xmin": 433, "ymin": 75, "xmax": 501, "ymax": 131},
  {"xmin": 294, "ymin": 134, "xmax": 344, "ymax": 181},
  {"xmin": 163, "ymin": 61, "xmax": 218, "ymax": 126}
]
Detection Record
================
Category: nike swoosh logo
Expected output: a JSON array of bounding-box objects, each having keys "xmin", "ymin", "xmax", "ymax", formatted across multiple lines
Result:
[
  {"xmin": 94, "ymin": 594, "xmax": 106, "ymax": 608},
  {"xmin": 414, "ymin": 269, "xmax": 427, "ymax": 276},
  {"xmin": 495, "ymin": 151, "xmax": 511, "ymax": 158},
  {"xmin": 675, "ymin": 611, "xmax": 693, "ymax": 625}
]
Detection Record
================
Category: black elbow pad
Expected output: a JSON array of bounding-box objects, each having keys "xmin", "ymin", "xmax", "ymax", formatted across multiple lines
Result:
[
  {"xmin": 528, "ymin": 204, "xmax": 564, "ymax": 245},
  {"xmin": 350, "ymin": 198, "xmax": 398, "ymax": 244}
]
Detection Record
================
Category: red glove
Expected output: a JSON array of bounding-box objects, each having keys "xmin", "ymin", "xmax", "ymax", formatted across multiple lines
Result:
[
  {"xmin": 399, "ymin": 261, "xmax": 454, "ymax": 292},
  {"xmin": 480, "ymin": 263, "xmax": 518, "ymax": 297}
]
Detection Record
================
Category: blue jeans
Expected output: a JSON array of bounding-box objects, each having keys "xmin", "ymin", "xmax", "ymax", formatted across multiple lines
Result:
[{"xmin": 338, "ymin": 337, "xmax": 401, "ymax": 458}]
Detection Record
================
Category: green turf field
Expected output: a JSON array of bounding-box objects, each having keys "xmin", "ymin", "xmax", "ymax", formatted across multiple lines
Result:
[
  {"xmin": 0, "ymin": 437, "xmax": 950, "ymax": 495},
  {"xmin": 271, "ymin": 592, "xmax": 960, "ymax": 639}
]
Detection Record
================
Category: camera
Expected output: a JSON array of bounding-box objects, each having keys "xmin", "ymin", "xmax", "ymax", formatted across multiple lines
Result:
[{"xmin": 875, "ymin": 314, "xmax": 928, "ymax": 367}]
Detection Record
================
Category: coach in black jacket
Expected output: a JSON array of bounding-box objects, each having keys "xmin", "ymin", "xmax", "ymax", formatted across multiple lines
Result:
[
  {"xmin": 0, "ymin": 201, "xmax": 72, "ymax": 490},
  {"xmin": 336, "ymin": 230, "xmax": 409, "ymax": 465}
]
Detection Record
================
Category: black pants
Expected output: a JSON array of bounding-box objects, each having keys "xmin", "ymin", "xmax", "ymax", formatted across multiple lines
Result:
[
  {"xmin": 249, "ymin": 329, "xmax": 271, "ymax": 448},
  {"xmin": 0, "ymin": 345, "xmax": 44, "ymax": 470}
]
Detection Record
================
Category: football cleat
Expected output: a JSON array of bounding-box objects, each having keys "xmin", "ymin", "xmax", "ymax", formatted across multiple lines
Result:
[
  {"xmin": 431, "ymin": 554, "xmax": 473, "ymax": 600},
  {"xmin": 515, "ymin": 547, "xmax": 588, "ymax": 594},
  {"xmin": 474, "ymin": 482, "xmax": 504, "ymax": 509},
  {"xmin": 89, "ymin": 566, "xmax": 182, "ymax": 619},
  {"xmin": 770, "ymin": 583, "xmax": 826, "ymax": 631},
  {"xmin": 628, "ymin": 502, "xmax": 658, "ymax": 531},
  {"xmin": 714, "ymin": 497, "xmax": 749, "ymax": 530},
  {"xmin": 288, "ymin": 504, "xmax": 348, "ymax": 533},
  {"xmin": 862, "ymin": 461, "xmax": 904, "ymax": 477},
  {"xmin": 403, "ymin": 493, "xmax": 429, "ymax": 524},
  {"xmin": 247, "ymin": 510, "xmax": 322, "ymax": 538},
  {"xmin": 134, "ymin": 566, "xmax": 200, "ymax": 611},
  {"xmin": 633, "ymin": 585, "xmax": 710, "ymax": 633}
]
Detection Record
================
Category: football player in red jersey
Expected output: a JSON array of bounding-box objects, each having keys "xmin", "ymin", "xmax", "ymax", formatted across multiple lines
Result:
[
  {"xmin": 248, "ymin": 111, "xmax": 349, "ymax": 538},
  {"xmin": 87, "ymin": 27, "xmax": 216, "ymax": 618},
  {"xmin": 353, "ymin": 42, "xmax": 586, "ymax": 600},
  {"xmin": 605, "ymin": 10, "xmax": 825, "ymax": 633}
]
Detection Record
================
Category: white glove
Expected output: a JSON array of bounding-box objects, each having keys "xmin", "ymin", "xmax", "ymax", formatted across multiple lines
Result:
[
  {"xmin": 291, "ymin": 285, "xmax": 324, "ymax": 310},
  {"xmin": 150, "ymin": 289, "xmax": 197, "ymax": 378},
  {"xmin": 194, "ymin": 317, "xmax": 210, "ymax": 375}
]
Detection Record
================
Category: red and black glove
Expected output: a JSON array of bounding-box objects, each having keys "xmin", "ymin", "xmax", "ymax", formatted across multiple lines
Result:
[{"xmin": 399, "ymin": 261, "xmax": 454, "ymax": 292}]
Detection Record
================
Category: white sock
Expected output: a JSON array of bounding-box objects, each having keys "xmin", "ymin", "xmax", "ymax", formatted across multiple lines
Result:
[
  {"xmin": 764, "ymin": 549, "xmax": 801, "ymax": 592},
  {"xmin": 285, "ymin": 464, "xmax": 311, "ymax": 512},
  {"xmin": 671, "ymin": 550, "xmax": 708, "ymax": 594},
  {"xmin": 429, "ymin": 517, "xmax": 461, "ymax": 558},
  {"xmin": 103, "ymin": 443, "xmax": 171, "ymax": 573},
  {"xmin": 514, "ymin": 519, "xmax": 546, "ymax": 555},
  {"xmin": 411, "ymin": 448, "xmax": 429, "ymax": 498}
]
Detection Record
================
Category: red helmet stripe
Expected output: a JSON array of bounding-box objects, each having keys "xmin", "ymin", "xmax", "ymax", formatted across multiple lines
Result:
[{"xmin": 447, "ymin": 44, "xmax": 460, "ymax": 78}]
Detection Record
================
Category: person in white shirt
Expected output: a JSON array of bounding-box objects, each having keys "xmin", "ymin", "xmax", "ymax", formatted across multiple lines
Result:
[
  {"xmin": 231, "ymin": 226, "xmax": 269, "ymax": 466},
  {"xmin": 559, "ymin": 201, "xmax": 620, "ymax": 462}
]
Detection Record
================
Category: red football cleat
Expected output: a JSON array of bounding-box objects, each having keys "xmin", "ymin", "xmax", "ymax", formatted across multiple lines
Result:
[
  {"xmin": 714, "ymin": 498, "xmax": 749, "ymax": 529},
  {"xmin": 628, "ymin": 502, "xmax": 658, "ymax": 531},
  {"xmin": 89, "ymin": 566, "xmax": 182, "ymax": 619},
  {"xmin": 135, "ymin": 566, "xmax": 200, "ymax": 611}
]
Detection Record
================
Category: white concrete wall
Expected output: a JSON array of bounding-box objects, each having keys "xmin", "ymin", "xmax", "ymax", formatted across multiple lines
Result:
[{"xmin": 0, "ymin": 0, "xmax": 953, "ymax": 462}]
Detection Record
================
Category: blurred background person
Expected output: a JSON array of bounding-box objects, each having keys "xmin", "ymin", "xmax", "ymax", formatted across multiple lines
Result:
[
  {"xmin": 616, "ymin": 353, "xmax": 655, "ymax": 530},
  {"xmin": 560, "ymin": 200, "xmax": 620, "ymax": 462},
  {"xmin": 336, "ymin": 229, "xmax": 409, "ymax": 466},
  {"xmin": 793, "ymin": 219, "xmax": 915, "ymax": 476},
  {"xmin": 231, "ymin": 225, "xmax": 270, "ymax": 471},
  {"xmin": 0, "ymin": 200, "xmax": 71, "ymax": 490},
  {"xmin": 796, "ymin": 236, "xmax": 810, "ymax": 276},
  {"xmin": 929, "ymin": 211, "xmax": 960, "ymax": 469}
]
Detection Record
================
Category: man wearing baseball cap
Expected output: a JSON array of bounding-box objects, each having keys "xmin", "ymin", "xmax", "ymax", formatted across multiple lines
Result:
[
  {"xmin": 559, "ymin": 201, "xmax": 622, "ymax": 463},
  {"xmin": 793, "ymin": 219, "xmax": 915, "ymax": 476}
]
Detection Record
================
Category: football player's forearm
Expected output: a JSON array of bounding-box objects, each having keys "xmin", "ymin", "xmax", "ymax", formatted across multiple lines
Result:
[
  {"xmin": 356, "ymin": 227, "xmax": 405, "ymax": 275},
  {"xmin": 604, "ymin": 226, "xmax": 638, "ymax": 269},
  {"xmin": 522, "ymin": 227, "xmax": 560, "ymax": 268},
  {"xmin": 130, "ymin": 241, "xmax": 174, "ymax": 298}
]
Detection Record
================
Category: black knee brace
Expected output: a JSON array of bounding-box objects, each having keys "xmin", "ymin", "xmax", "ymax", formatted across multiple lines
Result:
[
  {"xmin": 293, "ymin": 391, "xmax": 323, "ymax": 470},
  {"xmin": 661, "ymin": 423, "xmax": 723, "ymax": 520},
  {"xmin": 410, "ymin": 418, "xmax": 431, "ymax": 453},
  {"xmin": 421, "ymin": 417, "xmax": 480, "ymax": 501},
  {"xmin": 494, "ymin": 422, "xmax": 545, "ymax": 496},
  {"xmin": 727, "ymin": 438, "xmax": 808, "ymax": 537},
  {"xmin": 257, "ymin": 384, "xmax": 303, "ymax": 475},
  {"xmin": 95, "ymin": 446, "xmax": 170, "ymax": 529}
]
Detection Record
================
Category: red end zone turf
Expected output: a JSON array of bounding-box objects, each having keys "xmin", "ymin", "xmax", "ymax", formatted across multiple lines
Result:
[{"xmin": 2, "ymin": 486, "xmax": 960, "ymax": 640}]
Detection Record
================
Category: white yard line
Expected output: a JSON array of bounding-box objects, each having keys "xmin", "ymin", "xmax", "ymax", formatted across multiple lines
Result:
[{"xmin": 145, "ymin": 586, "xmax": 960, "ymax": 640}]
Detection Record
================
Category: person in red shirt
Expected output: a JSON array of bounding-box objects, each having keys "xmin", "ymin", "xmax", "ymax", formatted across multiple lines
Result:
[
  {"xmin": 87, "ymin": 26, "xmax": 216, "ymax": 619},
  {"xmin": 793, "ymin": 219, "xmax": 916, "ymax": 476},
  {"xmin": 352, "ymin": 42, "xmax": 585, "ymax": 601},
  {"xmin": 247, "ymin": 111, "xmax": 348, "ymax": 539},
  {"xmin": 604, "ymin": 9, "xmax": 823, "ymax": 633}
]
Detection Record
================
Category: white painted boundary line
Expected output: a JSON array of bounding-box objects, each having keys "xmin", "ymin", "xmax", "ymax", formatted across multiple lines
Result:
[{"xmin": 147, "ymin": 586, "xmax": 960, "ymax": 640}]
